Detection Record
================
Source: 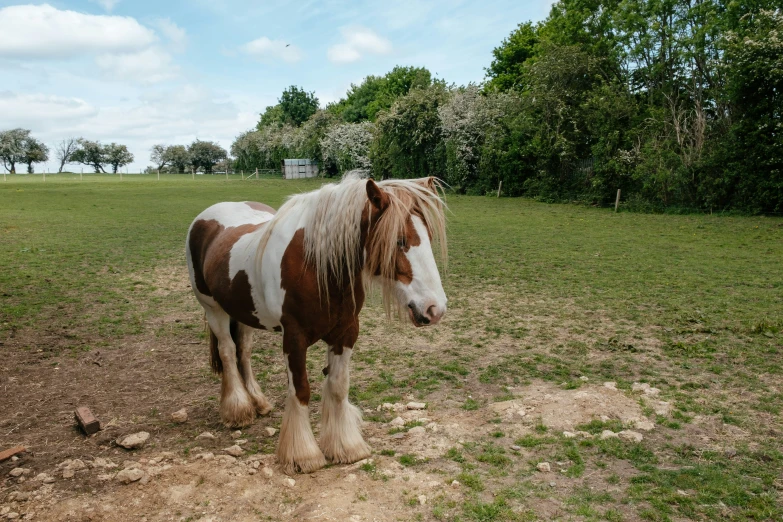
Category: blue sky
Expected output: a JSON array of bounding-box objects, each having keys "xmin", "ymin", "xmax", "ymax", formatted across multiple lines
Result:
[{"xmin": 0, "ymin": 0, "xmax": 554, "ymax": 172}]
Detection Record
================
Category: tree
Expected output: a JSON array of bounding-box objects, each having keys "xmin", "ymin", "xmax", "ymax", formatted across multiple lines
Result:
[
  {"xmin": 257, "ymin": 104, "xmax": 285, "ymax": 129},
  {"xmin": 0, "ymin": 128, "xmax": 31, "ymax": 173},
  {"xmin": 104, "ymin": 143, "xmax": 134, "ymax": 173},
  {"xmin": 55, "ymin": 138, "xmax": 80, "ymax": 172},
  {"xmin": 150, "ymin": 144, "xmax": 170, "ymax": 171},
  {"xmin": 22, "ymin": 137, "xmax": 49, "ymax": 173},
  {"xmin": 485, "ymin": 22, "xmax": 540, "ymax": 91},
  {"xmin": 278, "ymin": 86, "xmax": 319, "ymax": 126},
  {"xmin": 188, "ymin": 140, "xmax": 227, "ymax": 174},
  {"xmin": 165, "ymin": 145, "xmax": 191, "ymax": 173},
  {"xmin": 320, "ymin": 122, "xmax": 375, "ymax": 174},
  {"xmin": 70, "ymin": 140, "xmax": 107, "ymax": 173}
]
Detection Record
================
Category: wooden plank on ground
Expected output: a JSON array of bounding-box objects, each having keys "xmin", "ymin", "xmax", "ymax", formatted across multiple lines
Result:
[{"xmin": 0, "ymin": 446, "xmax": 26, "ymax": 462}]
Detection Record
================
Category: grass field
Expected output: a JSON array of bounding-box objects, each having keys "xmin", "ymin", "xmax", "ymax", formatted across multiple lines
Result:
[{"xmin": 1, "ymin": 174, "xmax": 782, "ymax": 521}]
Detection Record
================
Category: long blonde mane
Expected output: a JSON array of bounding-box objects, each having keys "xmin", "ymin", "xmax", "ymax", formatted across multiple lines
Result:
[{"xmin": 257, "ymin": 175, "xmax": 447, "ymax": 314}]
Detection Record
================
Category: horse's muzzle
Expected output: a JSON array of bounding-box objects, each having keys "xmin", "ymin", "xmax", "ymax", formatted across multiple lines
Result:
[{"xmin": 408, "ymin": 302, "xmax": 444, "ymax": 327}]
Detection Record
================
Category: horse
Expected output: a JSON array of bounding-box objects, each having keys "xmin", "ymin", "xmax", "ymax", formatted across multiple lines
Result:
[{"xmin": 185, "ymin": 175, "xmax": 448, "ymax": 474}]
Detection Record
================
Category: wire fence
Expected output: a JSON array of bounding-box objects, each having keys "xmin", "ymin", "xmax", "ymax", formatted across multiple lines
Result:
[{"xmin": 0, "ymin": 169, "xmax": 288, "ymax": 183}]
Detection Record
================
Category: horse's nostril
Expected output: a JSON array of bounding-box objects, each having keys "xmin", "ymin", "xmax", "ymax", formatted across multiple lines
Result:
[
  {"xmin": 408, "ymin": 302, "xmax": 414, "ymax": 309},
  {"xmin": 426, "ymin": 304, "xmax": 437, "ymax": 318}
]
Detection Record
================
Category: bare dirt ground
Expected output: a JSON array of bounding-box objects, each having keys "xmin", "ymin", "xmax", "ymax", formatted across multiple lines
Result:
[{"xmin": 1, "ymin": 264, "xmax": 773, "ymax": 521}]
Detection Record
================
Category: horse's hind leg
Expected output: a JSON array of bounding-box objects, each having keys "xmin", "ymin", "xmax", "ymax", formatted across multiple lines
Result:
[
  {"xmin": 320, "ymin": 345, "xmax": 371, "ymax": 464},
  {"xmin": 235, "ymin": 322, "xmax": 273, "ymax": 415},
  {"xmin": 205, "ymin": 308, "xmax": 256, "ymax": 428}
]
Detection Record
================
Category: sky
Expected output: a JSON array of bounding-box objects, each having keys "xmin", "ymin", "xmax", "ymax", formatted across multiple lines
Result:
[{"xmin": 0, "ymin": 0, "xmax": 554, "ymax": 173}]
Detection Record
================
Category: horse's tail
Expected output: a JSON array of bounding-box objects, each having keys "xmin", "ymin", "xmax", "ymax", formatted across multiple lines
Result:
[{"xmin": 208, "ymin": 318, "xmax": 240, "ymax": 375}]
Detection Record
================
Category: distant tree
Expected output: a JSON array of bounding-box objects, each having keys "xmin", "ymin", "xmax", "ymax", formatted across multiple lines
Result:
[
  {"xmin": 55, "ymin": 137, "xmax": 80, "ymax": 172},
  {"xmin": 278, "ymin": 86, "xmax": 319, "ymax": 126},
  {"xmin": 70, "ymin": 140, "xmax": 107, "ymax": 173},
  {"xmin": 485, "ymin": 22, "xmax": 540, "ymax": 91},
  {"xmin": 321, "ymin": 122, "xmax": 375, "ymax": 174},
  {"xmin": 0, "ymin": 128, "xmax": 31, "ymax": 173},
  {"xmin": 22, "ymin": 137, "xmax": 49, "ymax": 173},
  {"xmin": 150, "ymin": 144, "xmax": 170, "ymax": 171},
  {"xmin": 188, "ymin": 140, "xmax": 226, "ymax": 174},
  {"xmin": 104, "ymin": 143, "xmax": 134, "ymax": 173},
  {"xmin": 165, "ymin": 145, "xmax": 191, "ymax": 173},
  {"xmin": 257, "ymin": 104, "xmax": 285, "ymax": 129}
]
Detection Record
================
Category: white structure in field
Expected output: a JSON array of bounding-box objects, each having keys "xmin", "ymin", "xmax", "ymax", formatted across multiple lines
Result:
[{"xmin": 282, "ymin": 159, "xmax": 319, "ymax": 179}]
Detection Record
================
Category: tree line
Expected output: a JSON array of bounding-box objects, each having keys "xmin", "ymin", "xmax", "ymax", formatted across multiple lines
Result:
[
  {"xmin": 0, "ymin": 130, "xmax": 134, "ymax": 174},
  {"xmin": 147, "ymin": 141, "xmax": 228, "ymax": 174},
  {"xmin": 232, "ymin": 3, "xmax": 782, "ymax": 213}
]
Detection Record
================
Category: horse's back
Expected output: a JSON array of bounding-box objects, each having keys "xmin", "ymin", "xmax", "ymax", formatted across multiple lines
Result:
[{"xmin": 187, "ymin": 201, "xmax": 277, "ymax": 328}]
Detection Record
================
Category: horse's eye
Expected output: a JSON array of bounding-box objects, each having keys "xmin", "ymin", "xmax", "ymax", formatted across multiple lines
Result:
[{"xmin": 397, "ymin": 238, "xmax": 406, "ymax": 248}]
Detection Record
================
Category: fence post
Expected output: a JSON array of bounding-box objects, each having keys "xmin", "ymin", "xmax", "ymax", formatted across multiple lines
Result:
[
  {"xmin": 255, "ymin": 168, "xmax": 258, "ymax": 180},
  {"xmin": 241, "ymin": 170, "xmax": 244, "ymax": 180},
  {"xmin": 497, "ymin": 180, "xmax": 502, "ymax": 198},
  {"xmin": 157, "ymin": 169, "xmax": 160, "ymax": 181},
  {"xmin": 225, "ymin": 169, "xmax": 228, "ymax": 181},
  {"xmin": 192, "ymin": 168, "xmax": 194, "ymax": 180},
  {"xmin": 615, "ymin": 189, "xmax": 621, "ymax": 212},
  {"xmin": 43, "ymin": 170, "xmax": 46, "ymax": 182},
  {"xmin": 80, "ymin": 168, "xmax": 83, "ymax": 181}
]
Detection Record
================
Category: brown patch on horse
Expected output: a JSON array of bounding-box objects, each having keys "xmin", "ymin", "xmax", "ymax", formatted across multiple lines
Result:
[
  {"xmin": 189, "ymin": 219, "xmax": 223, "ymax": 297},
  {"xmin": 244, "ymin": 201, "xmax": 277, "ymax": 214},
  {"xmin": 394, "ymin": 215, "xmax": 423, "ymax": 285},
  {"xmin": 280, "ymin": 228, "xmax": 364, "ymax": 405}
]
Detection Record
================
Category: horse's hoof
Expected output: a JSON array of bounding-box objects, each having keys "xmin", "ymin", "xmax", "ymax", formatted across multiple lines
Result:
[
  {"xmin": 322, "ymin": 440, "xmax": 371, "ymax": 465},
  {"xmin": 254, "ymin": 398, "xmax": 273, "ymax": 416},
  {"xmin": 220, "ymin": 393, "xmax": 256, "ymax": 428},
  {"xmin": 279, "ymin": 453, "xmax": 327, "ymax": 475}
]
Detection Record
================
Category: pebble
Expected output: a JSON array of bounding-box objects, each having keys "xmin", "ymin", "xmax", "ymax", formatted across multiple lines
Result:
[
  {"xmin": 575, "ymin": 431, "xmax": 593, "ymax": 438},
  {"xmin": 34, "ymin": 473, "xmax": 55, "ymax": 484},
  {"xmin": 391, "ymin": 433, "xmax": 405, "ymax": 439},
  {"xmin": 389, "ymin": 417, "xmax": 405, "ymax": 427},
  {"xmin": 677, "ymin": 489, "xmax": 689, "ymax": 496},
  {"xmin": 262, "ymin": 467, "xmax": 274, "ymax": 478},
  {"xmin": 618, "ymin": 430, "xmax": 644, "ymax": 443},
  {"xmin": 6, "ymin": 513, "xmax": 19, "ymax": 520},
  {"xmin": 235, "ymin": 439, "xmax": 248, "ymax": 446},
  {"xmin": 231, "ymin": 430, "xmax": 242, "ymax": 439},
  {"xmin": 451, "ymin": 480, "xmax": 460, "ymax": 487},
  {"xmin": 600, "ymin": 430, "xmax": 619, "ymax": 440},
  {"xmin": 63, "ymin": 469, "xmax": 75, "ymax": 479},
  {"xmin": 117, "ymin": 432, "xmax": 150, "ymax": 449},
  {"xmin": 603, "ymin": 381, "xmax": 617, "ymax": 390},
  {"xmin": 426, "ymin": 422, "xmax": 439, "ymax": 433},
  {"xmin": 653, "ymin": 401, "xmax": 671, "ymax": 416},
  {"xmin": 562, "ymin": 431, "xmax": 576, "ymax": 438},
  {"xmin": 197, "ymin": 452, "xmax": 215, "ymax": 461},
  {"xmin": 724, "ymin": 448, "xmax": 737, "ymax": 458},
  {"xmin": 549, "ymin": 481, "xmax": 556, "ymax": 488},
  {"xmin": 224, "ymin": 445, "xmax": 244, "ymax": 457},
  {"xmin": 197, "ymin": 432, "xmax": 216, "ymax": 441},
  {"xmin": 418, "ymin": 495, "xmax": 427, "ymax": 505},
  {"xmin": 406, "ymin": 402, "xmax": 426, "ymax": 410},
  {"xmin": 265, "ymin": 427, "xmax": 277, "ymax": 437},
  {"xmin": 171, "ymin": 409, "xmax": 188, "ymax": 423},
  {"xmin": 515, "ymin": 409, "xmax": 527, "ymax": 418},
  {"xmin": 9, "ymin": 468, "xmax": 25, "ymax": 477},
  {"xmin": 345, "ymin": 473, "xmax": 357, "ymax": 482},
  {"xmin": 579, "ymin": 376, "xmax": 589, "ymax": 381},
  {"xmin": 537, "ymin": 462, "xmax": 551, "ymax": 472},
  {"xmin": 408, "ymin": 426, "xmax": 426, "ymax": 436},
  {"xmin": 284, "ymin": 478, "xmax": 296, "ymax": 488},
  {"xmin": 116, "ymin": 468, "xmax": 144, "ymax": 484},
  {"xmin": 510, "ymin": 445, "xmax": 521, "ymax": 451},
  {"xmin": 631, "ymin": 382, "xmax": 661, "ymax": 396},
  {"xmin": 635, "ymin": 420, "xmax": 655, "ymax": 431}
]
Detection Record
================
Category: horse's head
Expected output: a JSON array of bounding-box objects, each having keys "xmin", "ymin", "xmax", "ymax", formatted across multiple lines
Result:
[{"xmin": 365, "ymin": 178, "xmax": 447, "ymax": 327}]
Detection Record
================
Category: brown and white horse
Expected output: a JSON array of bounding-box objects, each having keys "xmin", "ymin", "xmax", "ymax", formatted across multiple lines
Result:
[{"xmin": 186, "ymin": 176, "xmax": 447, "ymax": 474}]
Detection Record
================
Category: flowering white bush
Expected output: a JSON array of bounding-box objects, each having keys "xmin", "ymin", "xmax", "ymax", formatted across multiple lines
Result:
[{"xmin": 320, "ymin": 122, "xmax": 374, "ymax": 173}]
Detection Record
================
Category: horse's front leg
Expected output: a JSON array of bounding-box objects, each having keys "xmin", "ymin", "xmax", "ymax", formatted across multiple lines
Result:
[
  {"xmin": 235, "ymin": 322, "xmax": 273, "ymax": 415},
  {"xmin": 277, "ymin": 328, "xmax": 326, "ymax": 474},
  {"xmin": 320, "ymin": 345, "xmax": 371, "ymax": 464}
]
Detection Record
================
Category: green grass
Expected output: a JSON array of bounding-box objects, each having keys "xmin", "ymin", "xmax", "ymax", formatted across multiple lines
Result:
[{"xmin": 2, "ymin": 175, "xmax": 782, "ymax": 521}]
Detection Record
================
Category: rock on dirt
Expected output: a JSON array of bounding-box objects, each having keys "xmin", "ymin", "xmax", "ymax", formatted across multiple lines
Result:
[
  {"xmin": 618, "ymin": 430, "xmax": 644, "ymax": 442},
  {"xmin": 262, "ymin": 467, "xmax": 274, "ymax": 478},
  {"xmin": 116, "ymin": 468, "xmax": 144, "ymax": 484},
  {"xmin": 600, "ymin": 430, "xmax": 619, "ymax": 440},
  {"xmin": 224, "ymin": 445, "xmax": 244, "ymax": 457},
  {"xmin": 117, "ymin": 432, "xmax": 150, "ymax": 449},
  {"xmin": 389, "ymin": 417, "xmax": 405, "ymax": 427},
  {"xmin": 8, "ymin": 468, "xmax": 25, "ymax": 477},
  {"xmin": 197, "ymin": 432, "xmax": 216, "ymax": 441},
  {"xmin": 231, "ymin": 430, "xmax": 242, "ymax": 439},
  {"xmin": 407, "ymin": 402, "xmax": 426, "ymax": 410},
  {"xmin": 631, "ymin": 382, "xmax": 661, "ymax": 396},
  {"xmin": 265, "ymin": 427, "xmax": 277, "ymax": 437},
  {"xmin": 284, "ymin": 478, "xmax": 296, "ymax": 488},
  {"xmin": 418, "ymin": 495, "xmax": 427, "ymax": 505},
  {"xmin": 408, "ymin": 426, "xmax": 426, "ymax": 436},
  {"xmin": 171, "ymin": 409, "xmax": 188, "ymax": 423},
  {"xmin": 635, "ymin": 420, "xmax": 655, "ymax": 431},
  {"xmin": 537, "ymin": 462, "xmax": 551, "ymax": 472},
  {"xmin": 562, "ymin": 431, "xmax": 576, "ymax": 438}
]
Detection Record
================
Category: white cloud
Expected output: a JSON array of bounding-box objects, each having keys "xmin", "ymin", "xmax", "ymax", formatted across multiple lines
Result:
[
  {"xmin": 96, "ymin": 47, "xmax": 178, "ymax": 84},
  {"xmin": 152, "ymin": 18, "xmax": 188, "ymax": 53},
  {"xmin": 327, "ymin": 26, "xmax": 392, "ymax": 64},
  {"xmin": 240, "ymin": 37, "xmax": 303, "ymax": 63},
  {"xmin": 0, "ymin": 91, "xmax": 98, "ymax": 128},
  {"xmin": 0, "ymin": 4, "xmax": 155, "ymax": 59},
  {"xmin": 89, "ymin": 0, "xmax": 120, "ymax": 12}
]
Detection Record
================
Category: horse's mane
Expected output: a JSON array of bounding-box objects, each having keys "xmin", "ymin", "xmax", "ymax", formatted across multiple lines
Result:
[{"xmin": 257, "ymin": 174, "xmax": 447, "ymax": 315}]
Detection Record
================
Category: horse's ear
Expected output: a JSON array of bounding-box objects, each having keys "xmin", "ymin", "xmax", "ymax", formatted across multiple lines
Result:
[{"xmin": 366, "ymin": 179, "xmax": 389, "ymax": 211}]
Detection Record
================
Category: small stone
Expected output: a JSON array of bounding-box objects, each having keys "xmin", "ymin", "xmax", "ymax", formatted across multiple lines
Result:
[
  {"xmin": 117, "ymin": 432, "xmax": 150, "ymax": 449},
  {"xmin": 579, "ymin": 376, "xmax": 589, "ymax": 381},
  {"xmin": 265, "ymin": 427, "xmax": 277, "ymax": 437},
  {"xmin": 171, "ymin": 409, "xmax": 188, "ymax": 423},
  {"xmin": 9, "ymin": 468, "xmax": 25, "ymax": 477},
  {"xmin": 65, "ymin": 459, "xmax": 87, "ymax": 471},
  {"xmin": 418, "ymin": 495, "xmax": 427, "ymax": 505},
  {"xmin": 406, "ymin": 402, "xmax": 426, "ymax": 410},
  {"xmin": 262, "ymin": 467, "xmax": 274, "ymax": 478},
  {"xmin": 635, "ymin": 420, "xmax": 655, "ymax": 431},
  {"xmin": 224, "ymin": 445, "xmax": 244, "ymax": 457},
  {"xmin": 618, "ymin": 430, "xmax": 644, "ymax": 443},
  {"xmin": 510, "ymin": 445, "xmax": 522, "ymax": 451},
  {"xmin": 562, "ymin": 431, "xmax": 576, "ymax": 439},
  {"xmin": 537, "ymin": 462, "xmax": 551, "ymax": 472},
  {"xmin": 677, "ymin": 489, "xmax": 689, "ymax": 496},
  {"xmin": 426, "ymin": 422, "xmax": 439, "ymax": 432},
  {"xmin": 250, "ymin": 461, "xmax": 261, "ymax": 469},
  {"xmin": 34, "ymin": 473, "xmax": 55, "ymax": 484},
  {"xmin": 408, "ymin": 426, "xmax": 426, "ymax": 435},
  {"xmin": 6, "ymin": 513, "xmax": 20, "ymax": 520},
  {"xmin": 631, "ymin": 382, "xmax": 648, "ymax": 393},
  {"xmin": 549, "ymin": 481, "xmax": 556, "ymax": 487},
  {"xmin": 515, "ymin": 409, "xmax": 527, "ymax": 418},
  {"xmin": 346, "ymin": 473, "xmax": 357, "ymax": 482},
  {"xmin": 724, "ymin": 448, "xmax": 737, "ymax": 458},
  {"xmin": 603, "ymin": 381, "xmax": 617, "ymax": 390},
  {"xmin": 382, "ymin": 403, "xmax": 394, "ymax": 410},
  {"xmin": 653, "ymin": 401, "xmax": 671, "ymax": 416},
  {"xmin": 451, "ymin": 480, "xmax": 460, "ymax": 487},
  {"xmin": 197, "ymin": 452, "xmax": 214, "ymax": 461},
  {"xmin": 197, "ymin": 432, "xmax": 216, "ymax": 441},
  {"xmin": 284, "ymin": 478, "xmax": 296, "ymax": 488},
  {"xmin": 116, "ymin": 468, "xmax": 144, "ymax": 484},
  {"xmin": 11, "ymin": 456, "xmax": 19, "ymax": 462},
  {"xmin": 0, "ymin": 507, "xmax": 9, "ymax": 515},
  {"xmin": 235, "ymin": 439, "xmax": 248, "ymax": 446},
  {"xmin": 247, "ymin": 469, "xmax": 256, "ymax": 475},
  {"xmin": 575, "ymin": 431, "xmax": 593, "ymax": 438},
  {"xmin": 389, "ymin": 417, "xmax": 405, "ymax": 427},
  {"xmin": 97, "ymin": 474, "xmax": 113, "ymax": 481},
  {"xmin": 600, "ymin": 430, "xmax": 619, "ymax": 440},
  {"xmin": 391, "ymin": 432, "xmax": 405, "ymax": 439},
  {"xmin": 231, "ymin": 430, "xmax": 242, "ymax": 439},
  {"xmin": 600, "ymin": 415, "xmax": 610, "ymax": 422},
  {"xmin": 13, "ymin": 491, "xmax": 30, "ymax": 502},
  {"xmin": 62, "ymin": 469, "xmax": 75, "ymax": 479}
]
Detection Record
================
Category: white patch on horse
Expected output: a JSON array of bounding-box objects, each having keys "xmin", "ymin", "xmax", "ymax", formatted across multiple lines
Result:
[
  {"xmin": 278, "ymin": 354, "xmax": 325, "ymax": 474},
  {"xmin": 397, "ymin": 216, "xmax": 447, "ymax": 322},
  {"xmin": 199, "ymin": 201, "xmax": 274, "ymax": 229}
]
